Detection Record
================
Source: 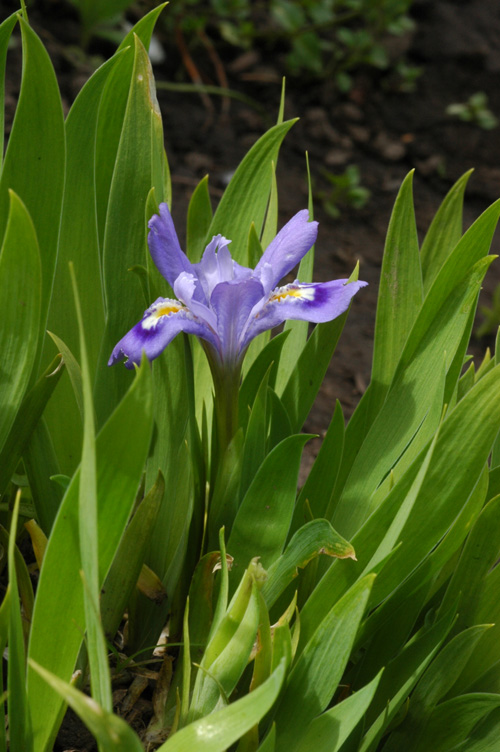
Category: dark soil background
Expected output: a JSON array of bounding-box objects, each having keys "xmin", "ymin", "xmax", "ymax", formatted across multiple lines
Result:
[
  {"xmin": 5, "ymin": 0, "xmax": 499, "ymax": 473},
  {"xmin": 2, "ymin": 1, "xmax": 500, "ymax": 747}
]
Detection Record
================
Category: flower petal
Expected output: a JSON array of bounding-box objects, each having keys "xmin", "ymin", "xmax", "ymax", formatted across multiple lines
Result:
[
  {"xmin": 243, "ymin": 279, "xmax": 368, "ymax": 347},
  {"xmin": 174, "ymin": 271, "xmax": 218, "ymax": 330},
  {"xmin": 254, "ymin": 210, "xmax": 318, "ymax": 292},
  {"xmin": 194, "ymin": 234, "xmax": 252, "ymax": 302},
  {"xmin": 108, "ymin": 297, "xmax": 217, "ymax": 369},
  {"xmin": 148, "ymin": 203, "xmax": 194, "ymax": 288},
  {"xmin": 210, "ymin": 278, "xmax": 265, "ymax": 364}
]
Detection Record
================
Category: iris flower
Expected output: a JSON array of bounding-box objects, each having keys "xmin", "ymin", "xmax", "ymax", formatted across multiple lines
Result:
[
  {"xmin": 109, "ymin": 204, "xmax": 366, "ymax": 372},
  {"xmin": 109, "ymin": 204, "xmax": 366, "ymax": 447}
]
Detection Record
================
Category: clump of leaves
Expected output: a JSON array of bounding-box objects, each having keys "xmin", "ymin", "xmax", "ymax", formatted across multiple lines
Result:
[
  {"xmin": 446, "ymin": 91, "xmax": 498, "ymax": 131},
  {"xmin": 317, "ymin": 165, "xmax": 371, "ymax": 218},
  {"xmin": 164, "ymin": 0, "xmax": 416, "ymax": 88}
]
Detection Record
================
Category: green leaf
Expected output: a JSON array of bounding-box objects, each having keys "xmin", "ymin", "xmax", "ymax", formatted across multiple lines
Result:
[
  {"xmin": 94, "ymin": 5, "xmax": 167, "ymax": 250},
  {"xmin": 47, "ymin": 332, "xmax": 84, "ymax": 418},
  {"xmin": 336, "ymin": 197, "xmax": 500, "ymax": 513},
  {"xmin": 455, "ymin": 707, "xmax": 500, "ymax": 752},
  {"xmin": 366, "ymin": 364, "xmax": 500, "ymax": 608},
  {"xmin": 95, "ymin": 34, "xmax": 165, "ymax": 421},
  {"xmin": 420, "ymin": 170, "xmax": 473, "ymax": 293},
  {"xmin": 7, "ymin": 491, "xmax": 32, "ymax": 752},
  {"xmin": 333, "ymin": 254, "xmax": 495, "ymax": 537},
  {"xmin": 0, "ymin": 191, "xmax": 41, "ymax": 455},
  {"xmin": 206, "ymin": 120, "xmax": 296, "ymax": 264},
  {"xmin": 228, "ymin": 435, "xmax": 311, "ymax": 578},
  {"xmin": 43, "ymin": 51, "xmax": 125, "ymax": 475},
  {"xmin": 358, "ymin": 606, "xmax": 457, "ymax": 752},
  {"xmin": 279, "ymin": 282, "xmax": 358, "ymax": 432},
  {"xmin": 187, "ymin": 175, "xmax": 213, "ymax": 262},
  {"xmin": 291, "ymin": 399, "xmax": 345, "ymax": 531},
  {"xmin": 0, "ymin": 587, "xmax": 11, "ymax": 752},
  {"xmin": 238, "ymin": 330, "xmax": 290, "ymax": 431},
  {"xmin": 0, "ymin": 13, "xmax": 18, "ymax": 165},
  {"xmin": 188, "ymin": 560, "xmax": 265, "ymax": 722},
  {"xmin": 257, "ymin": 725, "xmax": 276, "ymax": 752},
  {"xmin": 273, "ymin": 575, "xmax": 374, "ymax": 752},
  {"xmin": 29, "ymin": 660, "xmax": 144, "ymax": 752},
  {"xmin": 0, "ymin": 524, "xmax": 34, "ymax": 642},
  {"xmin": 294, "ymin": 670, "xmax": 383, "ymax": 752},
  {"xmin": 0, "ymin": 354, "xmax": 63, "ymax": 503},
  {"xmin": 208, "ymin": 429, "xmax": 244, "ymax": 549},
  {"xmin": 0, "ymin": 18, "xmax": 64, "ymax": 370},
  {"xmin": 71, "ymin": 265, "xmax": 112, "ymax": 711},
  {"xmin": 239, "ymin": 366, "xmax": 271, "ymax": 501},
  {"xmin": 439, "ymin": 493, "xmax": 500, "ymax": 634},
  {"xmin": 159, "ymin": 660, "xmax": 286, "ymax": 752},
  {"xmin": 367, "ymin": 170, "xmax": 422, "ymax": 423},
  {"xmin": 411, "ymin": 694, "xmax": 500, "ymax": 752},
  {"xmin": 23, "ymin": 420, "xmax": 63, "ymax": 535},
  {"xmin": 382, "ymin": 626, "xmax": 493, "ymax": 752},
  {"xmin": 262, "ymin": 518, "xmax": 355, "ymax": 608},
  {"xmin": 27, "ymin": 361, "xmax": 153, "ymax": 751},
  {"xmin": 300, "ymin": 360, "xmax": 500, "ymax": 651},
  {"xmin": 100, "ymin": 471, "xmax": 165, "ymax": 640}
]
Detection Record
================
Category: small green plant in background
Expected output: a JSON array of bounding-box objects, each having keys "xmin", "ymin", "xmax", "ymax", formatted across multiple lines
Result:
[
  {"xmin": 63, "ymin": 0, "xmax": 417, "ymax": 90},
  {"xmin": 4, "ymin": 4, "xmax": 500, "ymax": 752},
  {"xmin": 447, "ymin": 91, "xmax": 498, "ymax": 130},
  {"xmin": 66, "ymin": 0, "xmax": 138, "ymax": 46},
  {"xmin": 167, "ymin": 0, "xmax": 416, "ymax": 86},
  {"xmin": 317, "ymin": 164, "xmax": 371, "ymax": 217}
]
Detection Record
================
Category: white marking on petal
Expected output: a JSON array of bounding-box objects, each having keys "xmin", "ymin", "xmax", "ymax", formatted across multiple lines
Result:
[
  {"xmin": 141, "ymin": 299, "xmax": 187, "ymax": 330},
  {"xmin": 270, "ymin": 284, "xmax": 316, "ymax": 303}
]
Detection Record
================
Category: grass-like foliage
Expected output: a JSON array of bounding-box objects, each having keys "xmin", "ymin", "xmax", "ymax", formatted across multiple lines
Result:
[{"xmin": 2, "ymin": 6, "xmax": 500, "ymax": 751}]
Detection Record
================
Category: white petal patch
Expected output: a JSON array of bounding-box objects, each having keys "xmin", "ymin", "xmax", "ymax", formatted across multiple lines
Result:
[
  {"xmin": 270, "ymin": 283, "xmax": 316, "ymax": 304},
  {"xmin": 141, "ymin": 299, "xmax": 186, "ymax": 330}
]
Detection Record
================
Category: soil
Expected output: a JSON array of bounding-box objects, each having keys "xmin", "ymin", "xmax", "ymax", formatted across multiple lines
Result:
[{"xmin": 3, "ymin": 0, "xmax": 500, "ymax": 746}]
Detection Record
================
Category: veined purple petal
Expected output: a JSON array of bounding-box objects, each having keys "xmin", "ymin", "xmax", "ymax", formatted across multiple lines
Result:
[
  {"xmin": 108, "ymin": 297, "xmax": 217, "ymax": 369},
  {"xmin": 254, "ymin": 210, "xmax": 318, "ymax": 292},
  {"xmin": 210, "ymin": 278, "xmax": 265, "ymax": 364},
  {"xmin": 174, "ymin": 271, "xmax": 218, "ymax": 330},
  {"xmin": 242, "ymin": 279, "xmax": 367, "ymax": 347},
  {"xmin": 148, "ymin": 203, "xmax": 194, "ymax": 289},
  {"xmin": 194, "ymin": 234, "xmax": 252, "ymax": 303}
]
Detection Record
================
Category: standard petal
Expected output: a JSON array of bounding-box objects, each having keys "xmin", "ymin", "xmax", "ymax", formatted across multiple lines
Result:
[
  {"xmin": 108, "ymin": 297, "xmax": 217, "ymax": 369},
  {"xmin": 174, "ymin": 271, "xmax": 218, "ymax": 330},
  {"xmin": 148, "ymin": 203, "xmax": 194, "ymax": 288},
  {"xmin": 242, "ymin": 279, "xmax": 368, "ymax": 347},
  {"xmin": 210, "ymin": 278, "xmax": 265, "ymax": 364},
  {"xmin": 194, "ymin": 234, "xmax": 243, "ymax": 301},
  {"xmin": 254, "ymin": 210, "xmax": 318, "ymax": 292}
]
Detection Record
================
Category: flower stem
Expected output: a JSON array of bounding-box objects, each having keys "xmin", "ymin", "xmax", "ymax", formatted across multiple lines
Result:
[{"xmin": 202, "ymin": 344, "xmax": 241, "ymax": 459}]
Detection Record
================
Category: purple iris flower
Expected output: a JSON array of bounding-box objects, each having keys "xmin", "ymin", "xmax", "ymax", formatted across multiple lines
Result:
[{"xmin": 109, "ymin": 204, "xmax": 367, "ymax": 372}]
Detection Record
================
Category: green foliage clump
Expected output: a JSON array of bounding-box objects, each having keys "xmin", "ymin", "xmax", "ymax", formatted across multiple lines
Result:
[
  {"xmin": 167, "ymin": 0, "xmax": 416, "ymax": 85},
  {"xmin": 447, "ymin": 91, "xmax": 499, "ymax": 131}
]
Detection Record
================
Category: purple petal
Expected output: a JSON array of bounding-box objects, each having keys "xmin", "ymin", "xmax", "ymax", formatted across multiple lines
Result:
[
  {"xmin": 108, "ymin": 297, "xmax": 217, "ymax": 369},
  {"xmin": 243, "ymin": 279, "xmax": 368, "ymax": 346},
  {"xmin": 148, "ymin": 203, "xmax": 194, "ymax": 288},
  {"xmin": 194, "ymin": 235, "xmax": 251, "ymax": 302},
  {"xmin": 174, "ymin": 271, "xmax": 218, "ymax": 330},
  {"xmin": 210, "ymin": 278, "xmax": 265, "ymax": 364},
  {"xmin": 254, "ymin": 210, "xmax": 318, "ymax": 292}
]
